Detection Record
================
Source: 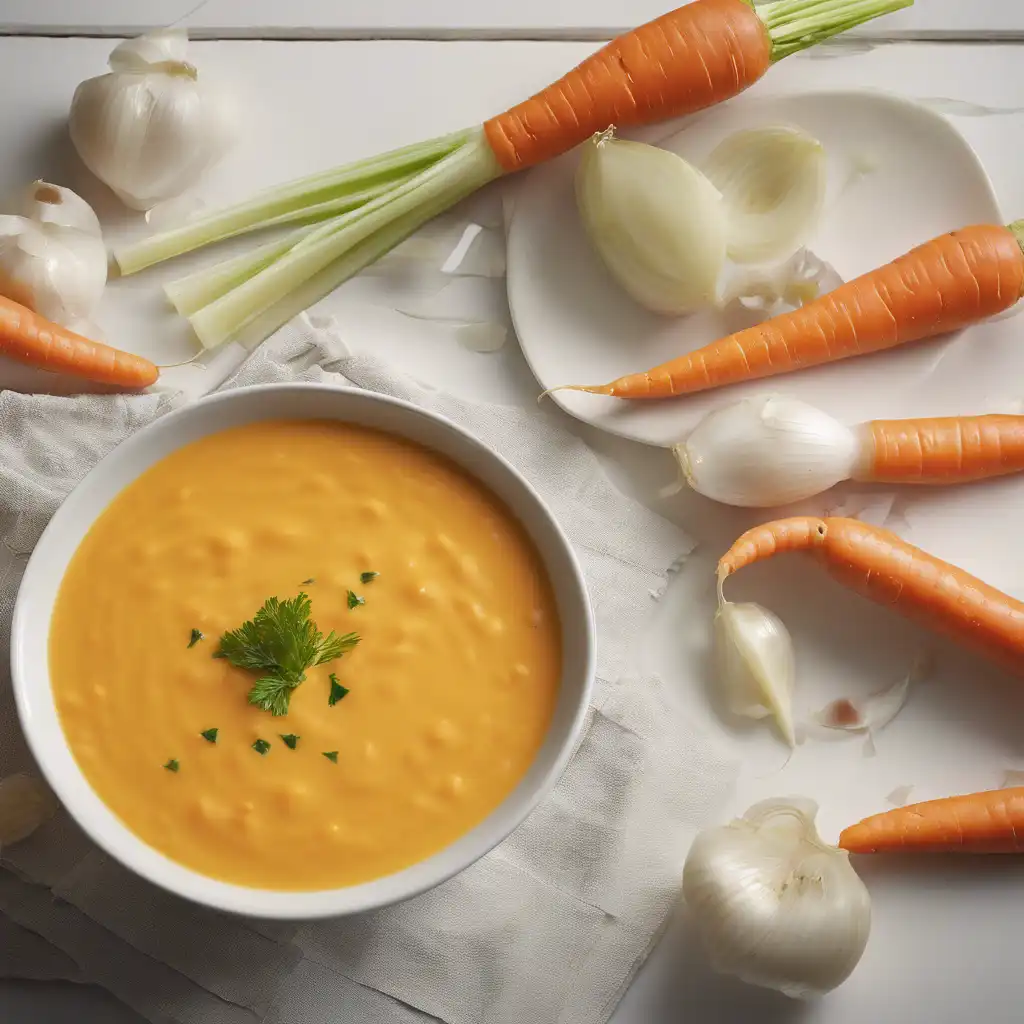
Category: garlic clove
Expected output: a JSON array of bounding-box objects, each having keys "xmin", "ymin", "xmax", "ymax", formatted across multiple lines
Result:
[
  {"xmin": 575, "ymin": 129, "xmax": 728, "ymax": 315},
  {"xmin": 714, "ymin": 598, "xmax": 796, "ymax": 747},
  {"xmin": 683, "ymin": 797, "xmax": 871, "ymax": 999},
  {"xmin": 108, "ymin": 27, "xmax": 190, "ymax": 73},
  {"xmin": 703, "ymin": 126, "xmax": 827, "ymax": 267},
  {"xmin": 24, "ymin": 180, "xmax": 103, "ymax": 237},
  {"xmin": 676, "ymin": 394, "xmax": 860, "ymax": 507},
  {"xmin": 0, "ymin": 773, "xmax": 58, "ymax": 846},
  {"xmin": 69, "ymin": 30, "xmax": 230, "ymax": 212}
]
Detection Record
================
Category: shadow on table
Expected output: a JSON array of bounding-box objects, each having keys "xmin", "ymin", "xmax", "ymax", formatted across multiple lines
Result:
[{"xmin": 626, "ymin": 906, "xmax": 813, "ymax": 1024}]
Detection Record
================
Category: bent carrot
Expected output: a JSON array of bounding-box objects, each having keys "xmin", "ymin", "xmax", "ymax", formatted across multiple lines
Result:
[
  {"xmin": 719, "ymin": 516, "xmax": 1024, "ymax": 674},
  {"xmin": 565, "ymin": 222, "xmax": 1024, "ymax": 400},
  {"xmin": 857, "ymin": 415, "xmax": 1024, "ymax": 485},
  {"xmin": 839, "ymin": 787, "xmax": 1024, "ymax": 854},
  {"xmin": 0, "ymin": 294, "xmax": 158, "ymax": 389}
]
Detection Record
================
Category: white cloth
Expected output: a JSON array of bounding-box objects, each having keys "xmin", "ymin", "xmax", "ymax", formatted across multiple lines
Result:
[{"xmin": 0, "ymin": 320, "xmax": 737, "ymax": 1024}]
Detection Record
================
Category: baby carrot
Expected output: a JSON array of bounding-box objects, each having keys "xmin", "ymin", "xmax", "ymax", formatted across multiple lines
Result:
[
  {"xmin": 857, "ymin": 415, "xmax": 1024, "ymax": 485},
  {"xmin": 565, "ymin": 222, "xmax": 1024, "ymax": 400},
  {"xmin": 839, "ymin": 788, "xmax": 1024, "ymax": 854},
  {"xmin": 719, "ymin": 517, "xmax": 1024, "ymax": 674},
  {"xmin": 0, "ymin": 294, "xmax": 158, "ymax": 389}
]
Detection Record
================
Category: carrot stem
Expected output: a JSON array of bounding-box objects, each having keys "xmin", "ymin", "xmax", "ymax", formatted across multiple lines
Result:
[
  {"xmin": 1009, "ymin": 219, "xmax": 1024, "ymax": 258},
  {"xmin": 758, "ymin": 0, "xmax": 913, "ymax": 61}
]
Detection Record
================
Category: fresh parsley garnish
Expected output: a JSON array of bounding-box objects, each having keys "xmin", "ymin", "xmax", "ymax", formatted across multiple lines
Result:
[
  {"xmin": 347, "ymin": 590, "xmax": 365, "ymax": 609},
  {"xmin": 360, "ymin": 571, "xmax": 378, "ymax": 584},
  {"xmin": 216, "ymin": 593, "xmax": 359, "ymax": 716},
  {"xmin": 323, "ymin": 751, "xmax": 339, "ymax": 763},
  {"xmin": 163, "ymin": 759, "xmax": 180, "ymax": 772},
  {"xmin": 328, "ymin": 673, "xmax": 349, "ymax": 706},
  {"xmin": 280, "ymin": 733, "xmax": 300, "ymax": 750},
  {"xmin": 252, "ymin": 738, "xmax": 271, "ymax": 755},
  {"xmin": 300, "ymin": 578, "xmax": 316, "ymax": 585},
  {"xmin": 200, "ymin": 728, "xmax": 218, "ymax": 744},
  {"xmin": 188, "ymin": 628, "xmax": 204, "ymax": 648}
]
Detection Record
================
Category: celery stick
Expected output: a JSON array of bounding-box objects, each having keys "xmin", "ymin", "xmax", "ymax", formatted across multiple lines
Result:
[
  {"xmin": 114, "ymin": 129, "xmax": 472, "ymax": 274},
  {"xmin": 189, "ymin": 132, "xmax": 501, "ymax": 349}
]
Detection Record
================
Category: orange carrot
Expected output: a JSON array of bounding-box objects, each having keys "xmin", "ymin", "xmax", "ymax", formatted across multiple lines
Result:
[
  {"xmin": 839, "ymin": 787, "xmax": 1024, "ymax": 854},
  {"xmin": 565, "ymin": 222, "xmax": 1024, "ymax": 400},
  {"xmin": 857, "ymin": 415, "xmax": 1024, "ymax": 485},
  {"xmin": 485, "ymin": 0, "xmax": 772, "ymax": 173},
  {"xmin": 719, "ymin": 516, "xmax": 1024, "ymax": 674},
  {"xmin": 0, "ymin": 294, "xmax": 158, "ymax": 389}
]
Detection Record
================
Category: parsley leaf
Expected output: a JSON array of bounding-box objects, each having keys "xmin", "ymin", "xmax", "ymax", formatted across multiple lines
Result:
[
  {"xmin": 188, "ymin": 628, "xmax": 204, "ymax": 648},
  {"xmin": 300, "ymin": 578, "xmax": 316, "ymax": 585},
  {"xmin": 360, "ymin": 571, "xmax": 378, "ymax": 584},
  {"xmin": 200, "ymin": 728, "xmax": 218, "ymax": 744},
  {"xmin": 163, "ymin": 759, "xmax": 180, "ymax": 772},
  {"xmin": 323, "ymin": 751, "xmax": 339, "ymax": 763},
  {"xmin": 280, "ymin": 733, "xmax": 300, "ymax": 750},
  {"xmin": 347, "ymin": 590, "xmax": 365, "ymax": 610},
  {"xmin": 328, "ymin": 673, "xmax": 349, "ymax": 706},
  {"xmin": 217, "ymin": 594, "xmax": 359, "ymax": 716},
  {"xmin": 252, "ymin": 738, "xmax": 271, "ymax": 755}
]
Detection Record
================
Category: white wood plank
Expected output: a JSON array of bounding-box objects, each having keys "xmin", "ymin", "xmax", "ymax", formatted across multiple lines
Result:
[{"xmin": 0, "ymin": 0, "xmax": 1021, "ymax": 41}]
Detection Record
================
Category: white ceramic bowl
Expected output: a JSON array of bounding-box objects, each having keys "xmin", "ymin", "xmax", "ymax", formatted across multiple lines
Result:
[{"xmin": 11, "ymin": 383, "xmax": 595, "ymax": 919}]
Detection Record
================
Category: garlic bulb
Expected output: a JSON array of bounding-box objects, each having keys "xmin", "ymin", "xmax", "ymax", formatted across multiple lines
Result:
[
  {"xmin": 575, "ymin": 129, "xmax": 727, "ymax": 315},
  {"xmin": 715, "ymin": 596, "xmax": 797, "ymax": 747},
  {"xmin": 704, "ymin": 126, "xmax": 827, "ymax": 266},
  {"xmin": 69, "ymin": 28, "xmax": 230, "ymax": 211},
  {"xmin": 683, "ymin": 797, "xmax": 871, "ymax": 998},
  {"xmin": 0, "ymin": 773, "xmax": 58, "ymax": 846},
  {"xmin": 0, "ymin": 181, "xmax": 107, "ymax": 333},
  {"xmin": 676, "ymin": 395, "xmax": 860, "ymax": 507}
]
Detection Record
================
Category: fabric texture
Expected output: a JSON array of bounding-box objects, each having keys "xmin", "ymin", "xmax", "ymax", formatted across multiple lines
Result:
[{"xmin": 0, "ymin": 319, "xmax": 737, "ymax": 1024}]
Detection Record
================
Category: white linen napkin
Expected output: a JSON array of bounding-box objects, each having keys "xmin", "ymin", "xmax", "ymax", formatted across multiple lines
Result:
[{"xmin": 0, "ymin": 318, "xmax": 738, "ymax": 1024}]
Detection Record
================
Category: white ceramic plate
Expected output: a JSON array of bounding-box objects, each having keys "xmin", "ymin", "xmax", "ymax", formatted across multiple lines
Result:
[
  {"xmin": 10, "ymin": 384, "xmax": 595, "ymax": 919},
  {"xmin": 507, "ymin": 89, "xmax": 1003, "ymax": 447}
]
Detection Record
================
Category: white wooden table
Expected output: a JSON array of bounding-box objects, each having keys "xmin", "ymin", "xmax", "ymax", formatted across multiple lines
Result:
[{"xmin": 4, "ymin": 4, "xmax": 1024, "ymax": 1023}]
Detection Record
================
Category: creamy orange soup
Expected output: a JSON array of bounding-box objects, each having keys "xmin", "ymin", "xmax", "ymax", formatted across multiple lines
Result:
[{"xmin": 50, "ymin": 420, "xmax": 561, "ymax": 890}]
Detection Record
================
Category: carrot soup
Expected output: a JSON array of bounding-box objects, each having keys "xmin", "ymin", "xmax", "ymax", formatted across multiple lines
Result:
[{"xmin": 49, "ymin": 420, "xmax": 561, "ymax": 890}]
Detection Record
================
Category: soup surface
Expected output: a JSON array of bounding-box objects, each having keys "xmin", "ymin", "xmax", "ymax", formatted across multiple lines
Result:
[{"xmin": 50, "ymin": 419, "xmax": 561, "ymax": 890}]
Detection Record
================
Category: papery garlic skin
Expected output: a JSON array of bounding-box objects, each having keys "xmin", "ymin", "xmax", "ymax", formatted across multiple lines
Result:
[
  {"xmin": 0, "ymin": 773, "xmax": 58, "ymax": 846},
  {"xmin": 0, "ymin": 182, "xmax": 107, "ymax": 332},
  {"xmin": 683, "ymin": 797, "xmax": 871, "ymax": 999},
  {"xmin": 676, "ymin": 395, "xmax": 860, "ymax": 507},
  {"xmin": 704, "ymin": 126, "xmax": 827, "ymax": 266},
  {"xmin": 69, "ymin": 28, "xmax": 229, "ymax": 211},
  {"xmin": 576, "ymin": 130, "xmax": 727, "ymax": 315},
  {"xmin": 714, "ymin": 598, "xmax": 796, "ymax": 746}
]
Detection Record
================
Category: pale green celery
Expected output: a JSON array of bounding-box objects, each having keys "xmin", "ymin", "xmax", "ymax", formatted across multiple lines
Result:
[
  {"xmin": 229, "ymin": 203, "xmax": 451, "ymax": 353},
  {"xmin": 756, "ymin": 0, "xmax": 913, "ymax": 61},
  {"xmin": 165, "ymin": 225, "xmax": 317, "ymax": 316},
  {"xmin": 114, "ymin": 129, "xmax": 472, "ymax": 274},
  {"xmin": 189, "ymin": 132, "xmax": 501, "ymax": 349}
]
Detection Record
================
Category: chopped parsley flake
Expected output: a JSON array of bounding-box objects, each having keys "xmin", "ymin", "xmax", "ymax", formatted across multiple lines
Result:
[
  {"xmin": 200, "ymin": 728, "xmax": 218, "ymax": 744},
  {"xmin": 323, "ymin": 751, "xmax": 339, "ymax": 763},
  {"xmin": 328, "ymin": 674, "xmax": 350, "ymax": 706},
  {"xmin": 280, "ymin": 733, "xmax": 300, "ymax": 750},
  {"xmin": 163, "ymin": 759, "xmax": 180, "ymax": 773},
  {"xmin": 252, "ymin": 739, "xmax": 271, "ymax": 755},
  {"xmin": 347, "ymin": 590, "xmax": 365, "ymax": 610},
  {"xmin": 188, "ymin": 628, "xmax": 204, "ymax": 648},
  {"xmin": 360, "ymin": 571, "xmax": 378, "ymax": 584}
]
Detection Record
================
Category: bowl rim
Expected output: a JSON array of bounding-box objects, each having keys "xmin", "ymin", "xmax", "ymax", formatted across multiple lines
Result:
[{"xmin": 11, "ymin": 381, "xmax": 595, "ymax": 919}]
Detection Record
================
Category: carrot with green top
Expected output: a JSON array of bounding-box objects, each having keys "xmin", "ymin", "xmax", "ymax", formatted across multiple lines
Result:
[
  {"xmin": 0, "ymin": 293, "xmax": 158, "ymax": 388},
  {"xmin": 112, "ymin": 0, "xmax": 912, "ymax": 352},
  {"xmin": 840, "ymin": 788, "xmax": 1024, "ymax": 854},
  {"xmin": 564, "ymin": 221, "xmax": 1024, "ymax": 400},
  {"xmin": 719, "ymin": 516, "xmax": 1024, "ymax": 674}
]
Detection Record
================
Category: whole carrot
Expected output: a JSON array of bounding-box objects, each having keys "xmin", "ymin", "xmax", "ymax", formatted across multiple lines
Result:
[
  {"xmin": 565, "ymin": 222, "xmax": 1024, "ymax": 400},
  {"xmin": 839, "ymin": 788, "xmax": 1024, "ymax": 854},
  {"xmin": 719, "ymin": 517, "xmax": 1024, "ymax": 674},
  {"xmin": 0, "ymin": 294, "xmax": 158, "ymax": 388}
]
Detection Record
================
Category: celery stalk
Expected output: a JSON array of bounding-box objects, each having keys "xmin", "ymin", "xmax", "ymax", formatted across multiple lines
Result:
[
  {"xmin": 114, "ymin": 129, "xmax": 471, "ymax": 274},
  {"xmin": 189, "ymin": 131, "xmax": 501, "ymax": 349}
]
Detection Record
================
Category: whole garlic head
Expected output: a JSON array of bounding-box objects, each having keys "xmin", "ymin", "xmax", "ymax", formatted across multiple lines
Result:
[{"xmin": 69, "ymin": 28, "xmax": 231, "ymax": 211}]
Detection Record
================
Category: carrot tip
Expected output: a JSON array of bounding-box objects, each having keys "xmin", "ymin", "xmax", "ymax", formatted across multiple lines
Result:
[{"xmin": 537, "ymin": 384, "xmax": 608, "ymax": 404}]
